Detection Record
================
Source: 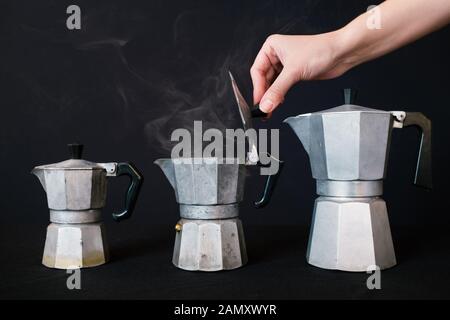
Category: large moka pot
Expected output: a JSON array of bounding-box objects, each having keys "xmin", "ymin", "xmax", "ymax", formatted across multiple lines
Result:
[{"xmin": 284, "ymin": 89, "xmax": 432, "ymax": 272}]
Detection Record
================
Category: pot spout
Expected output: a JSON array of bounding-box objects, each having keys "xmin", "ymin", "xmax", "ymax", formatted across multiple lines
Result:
[
  {"xmin": 154, "ymin": 159, "xmax": 176, "ymax": 191},
  {"xmin": 31, "ymin": 167, "xmax": 46, "ymax": 192},
  {"xmin": 283, "ymin": 114, "xmax": 311, "ymax": 154}
]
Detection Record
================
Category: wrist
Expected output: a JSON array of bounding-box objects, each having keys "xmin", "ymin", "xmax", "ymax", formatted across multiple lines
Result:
[{"xmin": 332, "ymin": 23, "xmax": 364, "ymax": 71}]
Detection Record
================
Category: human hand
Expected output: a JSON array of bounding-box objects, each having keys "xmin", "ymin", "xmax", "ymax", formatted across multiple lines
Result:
[
  {"xmin": 251, "ymin": 0, "xmax": 450, "ymax": 114},
  {"xmin": 251, "ymin": 32, "xmax": 350, "ymax": 113}
]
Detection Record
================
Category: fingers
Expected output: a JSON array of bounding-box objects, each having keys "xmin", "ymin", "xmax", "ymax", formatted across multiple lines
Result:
[
  {"xmin": 250, "ymin": 67, "xmax": 268, "ymax": 106},
  {"xmin": 250, "ymin": 50, "xmax": 272, "ymax": 105},
  {"xmin": 251, "ymin": 36, "xmax": 282, "ymax": 105},
  {"xmin": 251, "ymin": 34, "xmax": 298, "ymax": 113},
  {"xmin": 258, "ymin": 69, "xmax": 298, "ymax": 113}
]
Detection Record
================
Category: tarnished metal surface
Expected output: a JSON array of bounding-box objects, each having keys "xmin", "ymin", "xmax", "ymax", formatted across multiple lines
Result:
[
  {"xmin": 34, "ymin": 169, "xmax": 108, "ymax": 210},
  {"xmin": 32, "ymin": 152, "xmax": 140, "ymax": 269},
  {"xmin": 307, "ymin": 196, "xmax": 396, "ymax": 271},
  {"xmin": 49, "ymin": 209, "xmax": 102, "ymax": 224},
  {"xmin": 316, "ymin": 180, "xmax": 383, "ymax": 197},
  {"xmin": 33, "ymin": 162, "xmax": 110, "ymax": 270},
  {"xmin": 285, "ymin": 106, "xmax": 432, "ymax": 185},
  {"xmin": 172, "ymin": 218, "xmax": 247, "ymax": 271},
  {"xmin": 180, "ymin": 204, "xmax": 239, "ymax": 219},
  {"xmin": 285, "ymin": 105, "xmax": 393, "ymax": 180},
  {"xmin": 42, "ymin": 222, "xmax": 108, "ymax": 269},
  {"xmin": 155, "ymin": 157, "xmax": 250, "ymax": 272},
  {"xmin": 284, "ymin": 102, "xmax": 432, "ymax": 272},
  {"xmin": 154, "ymin": 158, "xmax": 246, "ymax": 205},
  {"xmin": 97, "ymin": 162, "xmax": 118, "ymax": 176}
]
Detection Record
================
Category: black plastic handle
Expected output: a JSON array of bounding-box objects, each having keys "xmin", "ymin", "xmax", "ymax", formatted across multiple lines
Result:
[
  {"xmin": 250, "ymin": 106, "xmax": 280, "ymax": 208},
  {"xmin": 112, "ymin": 162, "xmax": 144, "ymax": 221},
  {"xmin": 254, "ymin": 155, "xmax": 284, "ymax": 208},
  {"xmin": 403, "ymin": 112, "xmax": 432, "ymax": 189},
  {"xmin": 68, "ymin": 143, "xmax": 83, "ymax": 159}
]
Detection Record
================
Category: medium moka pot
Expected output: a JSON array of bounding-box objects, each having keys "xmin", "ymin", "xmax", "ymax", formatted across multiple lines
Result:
[
  {"xmin": 284, "ymin": 89, "xmax": 432, "ymax": 272},
  {"xmin": 32, "ymin": 144, "xmax": 143, "ymax": 269},
  {"xmin": 154, "ymin": 73, "xmax": 283, "ymax": 272}
]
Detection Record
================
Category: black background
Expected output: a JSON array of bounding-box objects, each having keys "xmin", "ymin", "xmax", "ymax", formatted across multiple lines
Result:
[{"xmin": 0, "ymin": 0, "xmax": 449, "ymax": 300}]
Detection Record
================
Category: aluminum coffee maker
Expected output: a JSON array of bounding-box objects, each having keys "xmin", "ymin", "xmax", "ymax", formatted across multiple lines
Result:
[
  {"xmin": 284, "ymin": 89, "xmax": 432, "ymax": 272},
  {"xmin": 32, "ymin": 144, "xmax": 143, "ymax": 269},
  {"xmin": 154, "ymin": 73, "xmax": 282, "ymax": 272}
]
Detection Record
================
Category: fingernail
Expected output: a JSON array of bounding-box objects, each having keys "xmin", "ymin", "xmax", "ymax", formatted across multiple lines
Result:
[{"xmin": 259, "ymin": 99, "xmax": 274, "ymax": 113}]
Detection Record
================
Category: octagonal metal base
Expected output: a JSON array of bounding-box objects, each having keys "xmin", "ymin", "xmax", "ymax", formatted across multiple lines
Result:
[
  {"xmin": 173, "ymin": 218, "xmax": 247, "ymax": 272},
  {"xmin": 42, "ymin": 222, "xmax": 109, "ymax": 269},
  {"xmin": 306, "ymin": 196, "xmax": 396, "ymax": 272}
]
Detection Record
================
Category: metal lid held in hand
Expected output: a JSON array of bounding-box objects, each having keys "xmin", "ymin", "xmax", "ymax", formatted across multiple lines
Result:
[
  {"xmin": 228, "ymin": 72, "xmax": 284, "ymax": 208},
  {"xmin": 229, "ymin": 72, "xmax": 263, "ymax": 164}
]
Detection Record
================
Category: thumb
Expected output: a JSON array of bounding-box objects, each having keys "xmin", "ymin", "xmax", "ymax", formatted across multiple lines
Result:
[{"xmin": 259, "ymin": 69, "xmax": 297, "ymax": 113}]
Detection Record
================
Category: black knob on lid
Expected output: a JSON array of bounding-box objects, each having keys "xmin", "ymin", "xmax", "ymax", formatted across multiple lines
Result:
[
  {"xmin": 251, "ymin": 108, "xmax": 268, "ymax": 118},
  {"xmin": 68, "ymin": 143, "xmax": 83, "ymax": 159},
  {"xmin": 343, "ymin": 88, "xmax": 357, "ymax": 105}
]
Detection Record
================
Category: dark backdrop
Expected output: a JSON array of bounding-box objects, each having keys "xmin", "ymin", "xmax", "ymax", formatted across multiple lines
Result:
[{"xmin": 0, "ymin": 0, "xmax": 449, "ymax": 299}]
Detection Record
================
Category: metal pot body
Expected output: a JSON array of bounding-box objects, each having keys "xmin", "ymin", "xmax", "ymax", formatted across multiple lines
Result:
[
  {"xmin": 308, "ymin": 108, "xmax": 393, "ymax": 181},
  {"xmin": 42, "ymin": 168, "xmax": 107, "ymax": 210}
]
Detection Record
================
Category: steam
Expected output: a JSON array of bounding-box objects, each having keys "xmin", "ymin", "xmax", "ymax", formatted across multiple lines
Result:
[
  {"xmin": 144, "ymin": 61, "xmax": 238, "ymax": 153},
  {"xmin": 10, "ymin": 1, "xmax": 317, "ymax": 155},
  {"xmin": 142, "ymin": 3, "xmax": 310, "ymax": 155}
]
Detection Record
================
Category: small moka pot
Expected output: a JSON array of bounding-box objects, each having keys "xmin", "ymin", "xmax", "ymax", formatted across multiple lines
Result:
[{"xmin": 32, "ymin": 143, "xmax": 143, "ymax": 269}]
